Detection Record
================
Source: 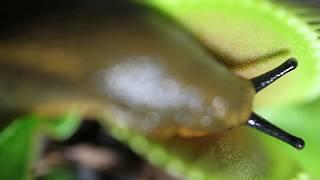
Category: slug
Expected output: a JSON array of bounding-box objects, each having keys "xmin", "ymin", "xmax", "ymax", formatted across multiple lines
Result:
[{"xmin": 0, "ymin": 0, "xmax": 304, "ymax": 149}]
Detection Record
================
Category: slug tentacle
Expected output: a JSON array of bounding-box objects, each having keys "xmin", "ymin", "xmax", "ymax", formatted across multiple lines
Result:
[
  {"xmin": 248, "ymin": 58, "xmax": 304, "ymax": 150},
  {"xmin": 248, "ymin": 112, "xmax": 305, "ymax": 150},
  {"xmin": 251, "ymin": 58, "xmax": 298, "ymax": 93}
]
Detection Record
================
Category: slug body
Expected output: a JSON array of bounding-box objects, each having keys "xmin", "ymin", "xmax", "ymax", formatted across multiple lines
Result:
[{"xmin": 0, "ymin": 1, "xmax": 255, "ymax": 137}]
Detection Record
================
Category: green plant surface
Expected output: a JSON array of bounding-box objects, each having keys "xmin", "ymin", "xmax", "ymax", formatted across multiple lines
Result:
[
  {"xmin": 0, "ymin": 113, "xmax": 80, "ymax": 180},
  {"xmin": 108, "ymin": 121, "xmax": 306, "ymax": 180},
  {"xmin": 42, "ymin": 111, "xmax": 81, "ymax": 141},
  {"xmin": 0, "ymin": 117, "xmax": 39, "ymax": 180},
  {"xmin": 258, "ymin": 97, "xmax": 320, "ymax": 178}
]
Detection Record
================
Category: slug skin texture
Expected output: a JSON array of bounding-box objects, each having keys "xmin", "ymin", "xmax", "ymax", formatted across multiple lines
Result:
[{"xmin": 0, "ymin": 1, "xmax": 254, "ymax": 138}]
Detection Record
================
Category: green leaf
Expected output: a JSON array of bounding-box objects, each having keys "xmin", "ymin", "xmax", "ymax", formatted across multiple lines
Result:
[
  {"xmin": 258, "ymin": 98, "xmax": 320, "ymax": 178},
  {"xmin": 42, "ymin": 112, "xmax": 81, "ymax": 141},
  {"xmin": 0, "ymin": 112, "xmax": 80, "ymax": 180},
  {"xmin": 0, "ymin": 117, "xmax": 39, "ymax": 180}
]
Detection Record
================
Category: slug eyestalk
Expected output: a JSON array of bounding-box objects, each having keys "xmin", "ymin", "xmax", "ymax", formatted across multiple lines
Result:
[{"xmin": 249, "ymin": 58, "xmax": 305, "ymax": 150}]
